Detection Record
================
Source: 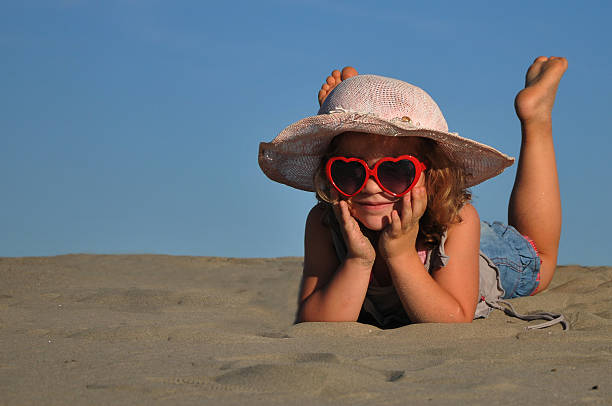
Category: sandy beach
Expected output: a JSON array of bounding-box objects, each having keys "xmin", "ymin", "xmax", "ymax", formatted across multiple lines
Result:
[{"xmin": 1, "ymin": 254, "xmax": 610, "ymax": 405}]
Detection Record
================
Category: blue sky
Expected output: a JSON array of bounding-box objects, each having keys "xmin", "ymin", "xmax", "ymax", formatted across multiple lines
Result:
[{"xmin": 1, "ymin": 1, "xmax": 611, "ymax": 265}]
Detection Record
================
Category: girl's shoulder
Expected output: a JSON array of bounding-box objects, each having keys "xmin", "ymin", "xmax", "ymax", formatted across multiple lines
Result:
[
  {"xmin": 446, "ymin": 203, "xmax": 480, "ymax": 244},
  {"xmin": 303, "ymin": 203, "xmax": 340, "ymax": 279},
  {"xmin": 457, "ymin": 203, "xmax": 480, "ymax": 224},
  {"xmin": 309, "ymin": 201, "xmax": 328, "ymax": 216},
  {"xmin": 307, "ymin": 202, "xmax": 334, "ymax": 228},
  {"xmin": 305, "ymin": 203, "xmax": 333, "ymax": 239}
]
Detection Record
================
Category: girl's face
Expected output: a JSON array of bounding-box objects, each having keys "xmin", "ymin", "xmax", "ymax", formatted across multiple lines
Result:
[{"xmin": 331, "ymin": 132, "xmax": 427, "ymax": 231}]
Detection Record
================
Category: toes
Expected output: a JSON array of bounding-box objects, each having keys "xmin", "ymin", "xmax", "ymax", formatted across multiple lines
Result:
[
  {"xmin": 532, "ymin": 56, "xmax": 567, "ymax": 73},
  {"xmin": 319, "ymin": 73, "xmax": 339, "ymax": 105},
  {"xmin": 319, "ymin": 83, "xmax": 331, "ymax": 105},
  {"xmin": 526, "ymin": 58, "xmax": 546, "ymax": 84},
  {"xmin": 331, "ymin": 69, "xmax": 341, "ymax": 82},
  {"xmin": 341, "ymin": 66, "xmax": 358, "ymax": 80},
  {"xmin": 318, "ymin": 67, "xmax": 358, "ymax": 105},
  {"xmin": 524, "ymin": 56, "xmax": 568, "ymax": 89},
  {"xmin": 526, "ymin": 65, "xmax": 542, "ymax": 84},
  {"xmin": 318, "ymin": 90, "xmax": 327, "ymax": 105},
  {"xmin": 548, "ymin": 56, "xmax": 569, "ymax": 71},
  {"xmin": 528, "ymin": 56, "xmax": 547, "ymax": 73}
]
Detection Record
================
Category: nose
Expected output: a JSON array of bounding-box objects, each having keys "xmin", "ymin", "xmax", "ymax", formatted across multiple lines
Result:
[{"xmin": 361, "ymin": 175, "xmax": 384, "ymax": 194}]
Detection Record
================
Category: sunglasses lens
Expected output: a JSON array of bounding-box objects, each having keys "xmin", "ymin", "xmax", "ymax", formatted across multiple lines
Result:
[
  {"xmin": 330, "ymin": 160, "xmax": 366, "ymax": 195},
  {"xmin": 377, "ymin": 159, "xmax": 416, "ymax": 195}
]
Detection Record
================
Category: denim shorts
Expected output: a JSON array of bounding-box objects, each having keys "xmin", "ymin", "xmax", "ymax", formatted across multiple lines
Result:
[{"xmin": 480, "ymin": 221, "xmax": 541, "ymax": 299}]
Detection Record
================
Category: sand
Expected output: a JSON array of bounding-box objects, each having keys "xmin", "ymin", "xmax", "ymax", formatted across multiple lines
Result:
[{"xmin": 1, "ymin": 255, "xmax": 610, "ymax": 405}]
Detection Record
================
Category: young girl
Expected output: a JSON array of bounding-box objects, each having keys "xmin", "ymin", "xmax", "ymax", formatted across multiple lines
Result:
[{"xmin": 259, "ymin": 57, "xmax": 568, "ymax": 328}]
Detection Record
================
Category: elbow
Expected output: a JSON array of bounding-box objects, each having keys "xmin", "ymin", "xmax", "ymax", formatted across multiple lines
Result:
[
  {"xmin": 295, "ymin": 310, "xmax": 318, "ymax": 323},
  {"xmin": 295, "ymin": 306, "xmax": 310, "ymax": 323},
  {"xmin": 448, "ymin": 314, "xmax": 474, "ymax": 324},
  {"xmin": 295, "ymin": 305, "xmax": 324, "ymax": 323},
  {"xmin": 296, "ymin": 312, "xmax": 357, "ymax": 323},
  {"xmin": 447, "ymin": 306, "xmax": 475, "ymax": 323},
  {"xmin": 459, "ymin": 310, "xmax": 475, "ymax": 323},
  {"xmin": 296, "ymin": 304, "xmax": 358, "ymax": 323}
]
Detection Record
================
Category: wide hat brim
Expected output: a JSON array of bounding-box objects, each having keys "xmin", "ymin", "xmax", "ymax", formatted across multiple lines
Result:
[{"xmin": 259, "ymin": 111, "xmax": 514, "ymax": 192}]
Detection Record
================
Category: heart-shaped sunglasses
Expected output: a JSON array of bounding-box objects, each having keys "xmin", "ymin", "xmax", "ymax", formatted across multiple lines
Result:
[{"xmin": 326, "ymin": 155, "xmax": 427, "ymax": 197}]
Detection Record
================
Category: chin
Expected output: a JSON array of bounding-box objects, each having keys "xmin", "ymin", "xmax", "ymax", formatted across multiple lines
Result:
[
  {"xmin": 349, "ymin": 202, "xmax": 398, "ymax": 231},
  {"xmin": 361, "ymin": 221, "xmax": 386, "ymax": 231},
  {"xmin": 353, "ymin": 213, "xmax": 390, "ymax": 231}
]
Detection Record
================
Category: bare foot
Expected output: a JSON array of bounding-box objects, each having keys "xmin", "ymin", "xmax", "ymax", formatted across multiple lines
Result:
[
  {"xmin": 514, "ymin": 56, "xmax": 568, "ymax": 125},
  {"xmin": 318, "ymin": 66, "xmax": 358, "ymax": 106}
]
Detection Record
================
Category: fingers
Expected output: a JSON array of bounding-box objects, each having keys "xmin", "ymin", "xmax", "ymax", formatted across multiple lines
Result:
[
  {"xmin": 398, "ymin": 186, "xmax": 427, "ymax": 230},
  {"xmin": 338, "ymin": 200, "xmax": 353, "ymax": 226},
  {"xmin": 331, "ymin": 200, "xmax": 348, "ymax": 237},
  {"xmin": 400, "ymin": 192, "xmax": 413, "ymax": 229},
  {"xmin": 411, "ymin": 186, "xmax": 428, "ymax": 219},
  {"xmin": 332, "ymin": 199, "xmax": 358, "ymax": 237},
  {"xmin": 330, "ymin": 192, "xmax": 343, "ymax": 224},
  {"xmin": 388, "ymin": 210, "xmax": 402, "ymax": 237}
]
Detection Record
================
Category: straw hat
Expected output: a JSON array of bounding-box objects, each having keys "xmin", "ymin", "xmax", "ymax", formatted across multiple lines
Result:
[{"xmin": 259, "ymin": 74, "xmax": 514, "ymax": 191}]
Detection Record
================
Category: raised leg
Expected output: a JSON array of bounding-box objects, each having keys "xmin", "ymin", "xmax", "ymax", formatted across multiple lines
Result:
[{"xmin": 508, "ymin": 56, "xmax": 568, "ymax": 293}]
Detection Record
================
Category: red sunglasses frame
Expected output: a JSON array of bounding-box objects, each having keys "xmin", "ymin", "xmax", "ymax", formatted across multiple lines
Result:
[{"xmin": 326, "ymin": 155, "xmax": 427, "ymax": 197}]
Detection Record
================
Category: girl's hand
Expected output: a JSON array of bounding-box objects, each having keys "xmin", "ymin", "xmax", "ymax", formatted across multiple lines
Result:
[
  {"xmin": 514, "ymin": 56, "xmax": 568, "ymax": 125},
  {"xmin": 379, "ymin": 185, "xmax": 427, "ymax": 261},
  {"xmin": 332, "ymin": 194, "xmax": 376, "ymax": 267}
]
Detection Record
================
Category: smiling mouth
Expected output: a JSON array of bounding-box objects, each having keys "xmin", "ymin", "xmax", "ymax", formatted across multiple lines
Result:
[{"xmin": 353, "ymin": 201, "xmax": 394, "ymax": 211}]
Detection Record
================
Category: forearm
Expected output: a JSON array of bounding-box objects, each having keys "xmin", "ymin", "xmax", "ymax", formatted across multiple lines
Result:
[
  {"xmin": 387, "ymin": 253, "xmax": 473, "ymax": 323},
  {"xmin": 297, "ymin": 258, "xmax": 372, "ymax": 322}
]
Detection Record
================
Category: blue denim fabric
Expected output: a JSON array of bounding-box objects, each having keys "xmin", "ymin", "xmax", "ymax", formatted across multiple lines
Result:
[{"xmin": 480, "ymin": 221, "xmax": 541, "ymax": 299}]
